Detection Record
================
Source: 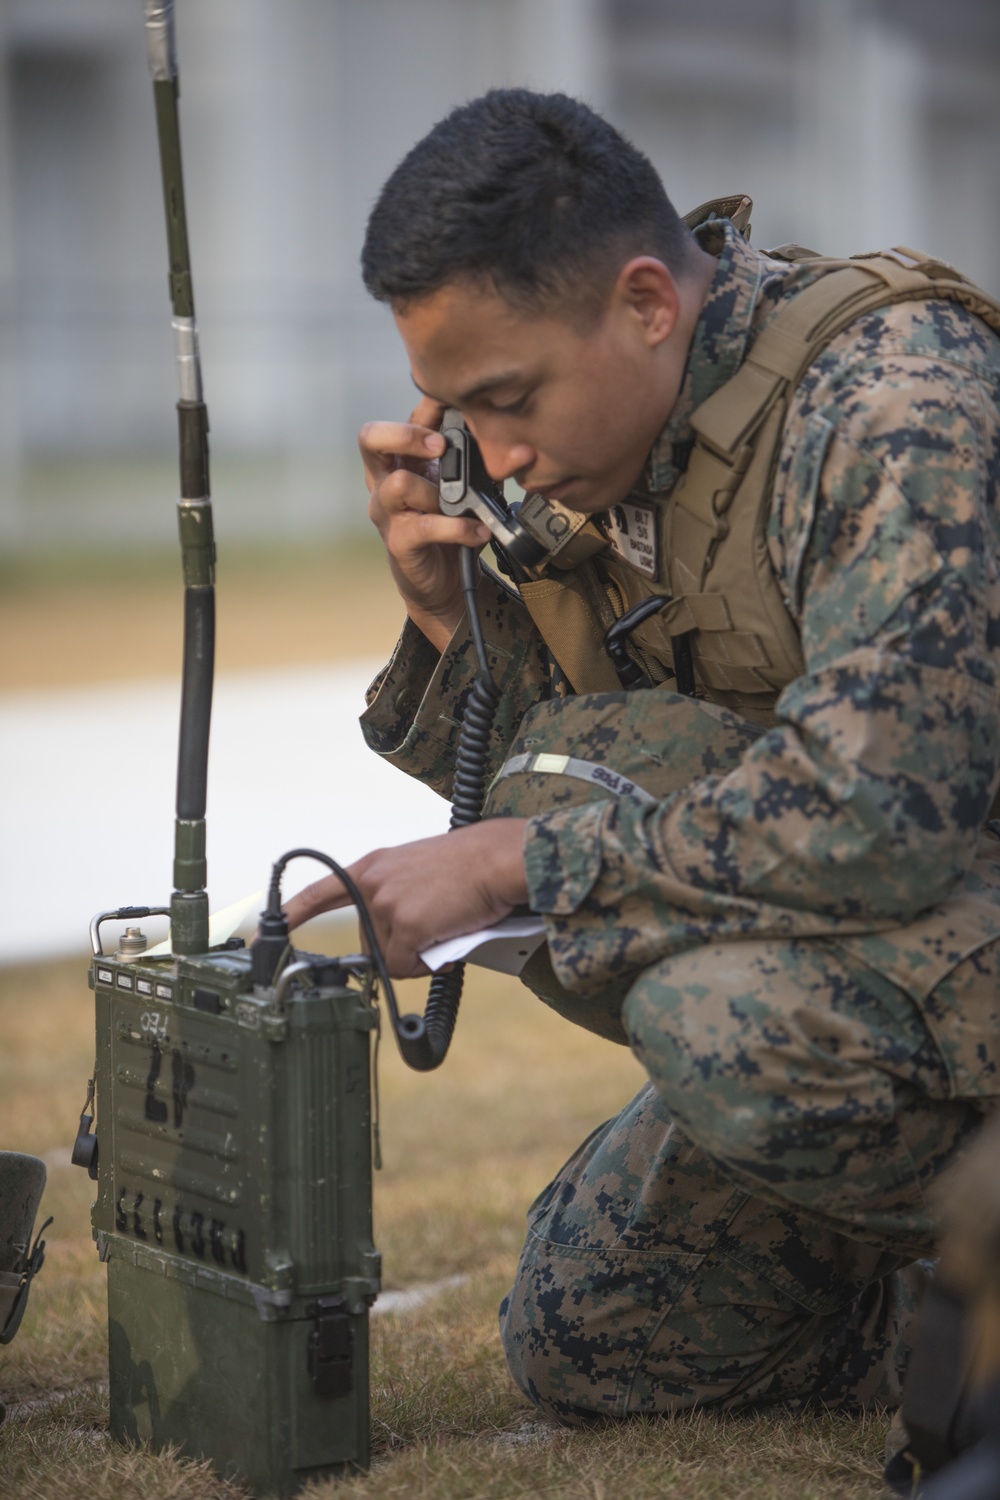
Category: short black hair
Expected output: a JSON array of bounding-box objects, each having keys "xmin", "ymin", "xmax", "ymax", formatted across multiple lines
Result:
[{"xmin": 361, "ymin": 89, "xmax": 694, "ymax": 317}]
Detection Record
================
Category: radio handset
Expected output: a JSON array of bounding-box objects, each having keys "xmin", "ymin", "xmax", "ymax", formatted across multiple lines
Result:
[
  {"xmin": 437, "ymin": 410, "xmax": 547, "ymax": 572},
  {"xmin": 438, "ymin": 410, "xmax": 612, "ymax": 579},
  {"xmin": 437, "ymin": 413, "xmax": 686, "ymax": 696}
]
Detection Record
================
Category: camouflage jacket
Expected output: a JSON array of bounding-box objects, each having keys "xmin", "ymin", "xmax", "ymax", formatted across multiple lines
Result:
[{"xmin": 360, "ymin": 222, "xmax": 1000, "ymax": 1000}]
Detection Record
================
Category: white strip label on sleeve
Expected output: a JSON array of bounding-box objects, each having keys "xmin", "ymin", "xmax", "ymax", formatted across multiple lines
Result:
[{"xmin": 494, "ymin": 752, "xmax": 657, "ymax": 806}]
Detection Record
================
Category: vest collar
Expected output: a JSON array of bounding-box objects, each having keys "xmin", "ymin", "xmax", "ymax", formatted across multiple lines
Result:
[{"xmin": 641, "ymin": 221, "xmax": 769, "ymax": 496}]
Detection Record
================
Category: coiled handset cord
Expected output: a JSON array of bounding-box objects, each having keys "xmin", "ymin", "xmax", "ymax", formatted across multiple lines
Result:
[
  {"xmin": 254, "ymin": 545, "xmax": 500, "ymax": 1071},
  {"xmin": 411, "ymin": 546, "xmax": 501, "ymax": 1068}
]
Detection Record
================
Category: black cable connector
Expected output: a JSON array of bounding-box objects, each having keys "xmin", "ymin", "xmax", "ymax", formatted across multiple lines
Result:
[
  {"xmin": 251, "ymin": 877, "xmax": 290, "ymax": 988},
  {"xmin": 251, "ymin": 847, "xmax": 408, "ymax": 1050}
]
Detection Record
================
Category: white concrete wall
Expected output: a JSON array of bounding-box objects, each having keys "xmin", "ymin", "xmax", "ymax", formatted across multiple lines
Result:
[{"xmin": 793, "ymin": 0, "xmax": 927, "ymax": 256}]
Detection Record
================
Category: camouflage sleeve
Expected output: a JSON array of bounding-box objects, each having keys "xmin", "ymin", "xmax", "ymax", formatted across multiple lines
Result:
[
  {"xmin": 359, "ymin": 564, "xmax": 554, "ymax": 798},
  {"xmin": 525, "ymin": 301, "xmax": 1000, "ymax": 995}
]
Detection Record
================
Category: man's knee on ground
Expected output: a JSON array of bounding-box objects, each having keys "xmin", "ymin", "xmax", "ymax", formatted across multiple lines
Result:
[
  {"xmin": 497, "ymin": 1271, "xmax": 697, "ymax": 1427},
  {"xmin": 498, "ymin": 1283, "xmax": 603, "ymax": 1426}
]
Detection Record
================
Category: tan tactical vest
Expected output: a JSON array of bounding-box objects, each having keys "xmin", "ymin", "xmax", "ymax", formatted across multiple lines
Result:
[
  {"xmin": 515, "ymin": 201, "xmax": 1000, "ymax": 729},
  {"xmin": 488, "ymin": 206, "xmax": 1000, "ymax": 1037}
]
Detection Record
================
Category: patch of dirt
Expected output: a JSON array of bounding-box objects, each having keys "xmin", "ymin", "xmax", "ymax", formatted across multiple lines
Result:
[{"xmin": 1, "ymin": 544, "xmax": 406, "ymax": 692}]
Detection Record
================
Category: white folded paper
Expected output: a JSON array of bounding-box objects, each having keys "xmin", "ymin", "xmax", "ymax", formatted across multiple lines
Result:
[
  {"xmin": 420, "ymin": 914, "xmax": 547, "ymax": 976},
  {"xmin": 141, "ymin": 888, "xmax": 264, "ymax": 957}
]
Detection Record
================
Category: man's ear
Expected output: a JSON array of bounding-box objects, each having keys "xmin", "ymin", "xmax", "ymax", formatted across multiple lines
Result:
[{"xmin": 614, "ymin": 257, "xmax": 680, "ymax": 346}]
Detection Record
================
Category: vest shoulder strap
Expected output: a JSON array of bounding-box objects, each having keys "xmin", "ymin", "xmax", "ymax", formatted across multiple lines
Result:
[
  {"xmin": 518, "ymin": 240, "xmax": 1000, "ymax": 704},
  {"xmin": 691, "ymin": 248, "xmax": 1000, "ymax": 464}
]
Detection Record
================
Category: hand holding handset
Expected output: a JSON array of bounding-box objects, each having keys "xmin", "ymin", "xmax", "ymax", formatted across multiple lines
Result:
[
  {"xmin": 437, "ymin": 409, "xmax": 547, "ymax": 572},
  {"xmin": 437, "ymin": 413, "xmax": 689, "ymax": 694},
  {"xmin": 436, "ymin": 410, "xmax": 617, "ymax": 580}
]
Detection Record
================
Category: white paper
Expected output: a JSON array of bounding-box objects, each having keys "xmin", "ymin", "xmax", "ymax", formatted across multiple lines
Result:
[
  {"xmin": 420, "ymin": 915, "xmax": 547, "ymax": 976},
  {"xmin": 141, "ymin": 888, "xmax": 264, "ymax": 957}
]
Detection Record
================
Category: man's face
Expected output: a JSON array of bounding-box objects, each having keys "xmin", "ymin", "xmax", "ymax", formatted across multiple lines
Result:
[{"xmin": 394, "ymin": 266, "xmax": 692, "ymax": 515}]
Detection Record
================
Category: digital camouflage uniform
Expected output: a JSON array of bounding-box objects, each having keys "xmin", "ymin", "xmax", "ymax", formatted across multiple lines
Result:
[{"xmin": 360, "ymin": 221, "xmax": 1000, "ymax": 1421}]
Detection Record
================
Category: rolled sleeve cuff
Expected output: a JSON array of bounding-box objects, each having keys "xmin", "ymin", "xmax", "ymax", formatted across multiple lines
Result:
[
  {"xmin": 360, "ymin": 569, "xmax": 546, "ymax": 796},
  {"xmin": 525, "ymin": 795, "xmax": 763, "ymax": 996},
  {"xmin": 525, "ymin": 798, "xmax": 666, "ymax": 996},
  {"xmin": 525, "ymin": 800, "xmax": 657, "ymax": 997},
  {"xmin": 524, "ymin": 803, "xmax": 606, "ymax": 915},
  {"xmin": 361, "ymin": 618, "xmax": 443, "ymax": 749},
  {"xmin": 360, "ymin": 614, "xmax": 481, "ymax": 795}
]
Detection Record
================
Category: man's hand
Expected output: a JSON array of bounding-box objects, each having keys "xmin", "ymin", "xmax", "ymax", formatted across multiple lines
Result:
[
  {"xmin": 360, "ymin": 395, "xmax": 491, "ymax": 652},
  {"xmin": 282, "ymin": 819, "xmax": 531, "ymax": 977}
]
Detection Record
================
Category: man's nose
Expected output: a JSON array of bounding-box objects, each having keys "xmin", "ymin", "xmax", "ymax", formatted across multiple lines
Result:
[{"xmin": 475, "ymin": 434, "xmax": 536, "ymax": 485}]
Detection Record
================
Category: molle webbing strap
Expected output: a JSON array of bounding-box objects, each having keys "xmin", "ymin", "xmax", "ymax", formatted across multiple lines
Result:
[
  {"xmin": 765, "ymin": 243, "xmax": 823, "ymax": 263},
  {"xmin": 670, "ymin": 250, "xmax": 1000, "ymax": 630},
  {"xmin": 667, "ymin": 439, "xmax": 754, "ymax": 596}
]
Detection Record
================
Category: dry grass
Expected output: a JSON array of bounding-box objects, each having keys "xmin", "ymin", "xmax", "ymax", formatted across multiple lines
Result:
[
  {"xmin": 0, "ymin": 955, "xmax": 890, "ymax": 1500},
  {"xmin": 0, "ymin": 556, "xmax": 891, "ymax": 1496}
]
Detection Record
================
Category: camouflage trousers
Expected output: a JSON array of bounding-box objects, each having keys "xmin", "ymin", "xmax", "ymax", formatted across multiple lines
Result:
[{"xmin": 499, "ymin": 933, "xmax": 1000, "ymax": 1424}]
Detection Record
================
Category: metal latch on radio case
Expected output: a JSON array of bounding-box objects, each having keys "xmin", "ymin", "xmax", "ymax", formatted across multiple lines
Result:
[{"xmin": 306, "ymin": 1296, "xmax": 353, "ymax": 1399}]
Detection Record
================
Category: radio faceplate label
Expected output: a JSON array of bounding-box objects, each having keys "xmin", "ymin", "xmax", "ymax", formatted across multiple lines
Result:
[{"xmin": 140, "ymin": 1009, "xmax": 169, "ymax": 1042}]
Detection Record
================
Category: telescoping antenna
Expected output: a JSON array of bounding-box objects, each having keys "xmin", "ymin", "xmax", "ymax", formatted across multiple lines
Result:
[{"xmin": 145, "ymin": 0, "xmax": 214, "ymax": 956}]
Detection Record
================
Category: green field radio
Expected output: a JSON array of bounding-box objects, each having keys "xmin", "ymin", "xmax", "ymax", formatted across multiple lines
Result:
[
  {"xmin": 66, "ymin": 3, "xmax": 387, "ymax": 1490},
  {"xmin": 70, "ymin": 4, "xmax": 517, "ymax": 1492}
]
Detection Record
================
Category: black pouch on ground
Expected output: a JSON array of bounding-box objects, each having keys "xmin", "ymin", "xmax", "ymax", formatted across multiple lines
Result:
[{"xmin": 0, "ymin": 1149, "xmax": 50, "ymax": 1424}]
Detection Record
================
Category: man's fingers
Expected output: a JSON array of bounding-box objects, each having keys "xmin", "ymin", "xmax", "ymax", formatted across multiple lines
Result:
[
  {"xmin": 408, "ymin": 395, "xmax": 447, "ymax": 430},
  {"xmin": 283, "ymin": 873, "xmax": 352, "ymax": 933},
  {"xmin": 359, "ymin": 419, "xmax": 446, "ymax": 488},
  {"xmin": 373, "ymin": 465, "xmax": 440, "ymax": 515},
  {"xmin": 372, "ymin": 498, "xmax": 490, "ymax": 553},
  {"xmin": 373, "ymin": 921, "xmax": 432, "ymax": 980},
  {"xmin": 382, "ymin": 944, "xmax": 431, "ymax": 979},
  {"xmin": 359, "ymin": 418, "xmax": 443, "ymax": 459},
  {"xmin": 291, "ymin": 824, "xmax": 529, "ymax": 980},
  {"xmin": 370, "ymin": 471, "xmax": 491, "ymax": 544}
]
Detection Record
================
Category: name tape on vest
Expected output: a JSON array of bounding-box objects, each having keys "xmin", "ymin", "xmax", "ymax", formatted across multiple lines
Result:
[{"xmin": 597, "ymin": 501, "xmax": 659, "ymax": 579}]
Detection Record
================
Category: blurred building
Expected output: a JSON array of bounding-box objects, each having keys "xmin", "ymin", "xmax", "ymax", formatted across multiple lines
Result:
[{"xmin": 1, "ymin": 0, "xmax": 998, "ymax": 551}]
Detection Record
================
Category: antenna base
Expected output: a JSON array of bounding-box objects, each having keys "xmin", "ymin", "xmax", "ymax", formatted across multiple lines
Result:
[{"xmin": 170, "ymin": 890, "xmax": 209, "ymax": 955}]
